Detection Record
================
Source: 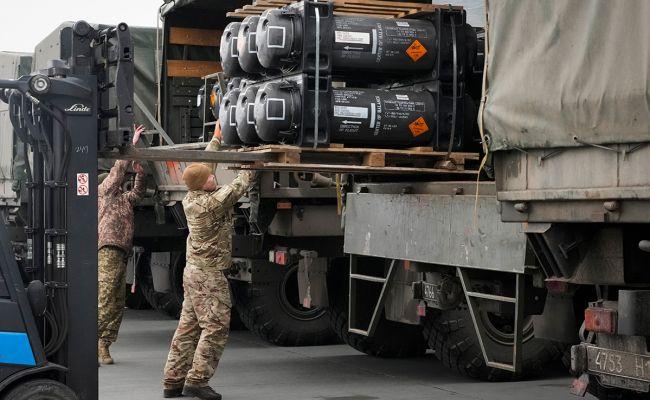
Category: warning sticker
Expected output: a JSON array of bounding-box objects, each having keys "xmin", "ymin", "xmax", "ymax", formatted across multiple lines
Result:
[
  {"xmin": 406, "ymin": 39, "xmax": 428, "ymax": 62},
  {"xmin": 77, "ymin": 173, "xmax": 89, "ymax": 196},
  {"xmin": 409, "ymin": 117, "xmax": 429, "ymax": 137}
]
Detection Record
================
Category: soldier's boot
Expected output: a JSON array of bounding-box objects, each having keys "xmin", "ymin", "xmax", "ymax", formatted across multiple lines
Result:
[
  {"xmin": 163, "ymin": 387, "xmax": 184, "ymax": 398},
  {"xmin": 98, "ymin": 342, "xmax": 114, "ymax": 365},
  {"xmin": 182, "ymin": 385, "xmax": 222, "ymax": 400}
]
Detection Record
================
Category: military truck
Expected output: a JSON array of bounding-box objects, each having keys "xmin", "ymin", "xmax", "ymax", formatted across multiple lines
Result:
[
  {"xmin": 127, "ymin": 0, "xmax": 342, "ymax": 346},
  {"xmin": 482, "ymin": 1, "xmax": 650, "ymax": 398},
  {"xmin": 142, "ymin": 0, "xmax": 580, "ymax": 381}
]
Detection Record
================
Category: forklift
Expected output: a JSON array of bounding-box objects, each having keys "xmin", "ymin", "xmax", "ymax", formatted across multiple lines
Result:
[{"xmin": 0, "ymin": 21, "xmax": 134, "ymax": 400}]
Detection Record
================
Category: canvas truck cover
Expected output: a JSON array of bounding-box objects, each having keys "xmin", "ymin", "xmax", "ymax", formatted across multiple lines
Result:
[
  {"xmin": 161, "ymin": 0, "xmax": 246, "ymax": 17},
  {"xmin": 0, "ymin": 52, "xmax": 32, "ymax": 203},
  {"xmin": 32, "ymin": 24, "xmax": 159, "ymax": 128},
  {"xmin": 31, "ymin": 24, "xmax": 158, "ymax": 172},
  {"xmin": 130, "ymin": 26, "xmax": 159, "ymax": 127},
  {"xmin": 482, "ymin": 0, "xmax": 650, "ymax": 151}
]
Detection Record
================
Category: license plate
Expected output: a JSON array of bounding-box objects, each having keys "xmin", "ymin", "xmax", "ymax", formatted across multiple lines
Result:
[
  {"xmin": 422, "ymin": 282, "xmax": 438, "ymax": 302},
  {"xmin": 587, "ymin": 346, "xmax": 650, "ymax": 382}
]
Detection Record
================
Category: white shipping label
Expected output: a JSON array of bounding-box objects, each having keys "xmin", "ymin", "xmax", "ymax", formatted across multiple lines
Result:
[
  {"xmin": 335, "ymin": 31, "xmax": 370, "ymax": 45},
  {"xmin": 77, "ymin": 173, "xmax": 89, "ymax": 196},
  {"xmin": 334, "ymin": 105, "xmax": 369, "ymax": 119}
]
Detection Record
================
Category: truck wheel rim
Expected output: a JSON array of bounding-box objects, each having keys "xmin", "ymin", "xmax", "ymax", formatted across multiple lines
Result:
[{"xmin": 480, "ymin": 311, "xmax": 535, "ymax": 346}]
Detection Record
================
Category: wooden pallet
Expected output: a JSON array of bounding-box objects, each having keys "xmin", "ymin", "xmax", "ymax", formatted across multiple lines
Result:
[
  {"xmin": 235, "ymin": 144, "xmax": 480, "ymax": 175},
  {"xmin": 101, "ymin": 143, "xmax": 480, "ymax": 175},
  {"xmin": 227, "ymin": 0, "xmax": 462, "ymax": 19}
]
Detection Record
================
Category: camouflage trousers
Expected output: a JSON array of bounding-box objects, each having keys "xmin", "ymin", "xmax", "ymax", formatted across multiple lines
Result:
[
  {"xmin": 98, "ymin": 246, "xmax": 127, "ymax": 345},
  {"xmin": 163, "ymin": 264, "xmax": 231, "ymax": 388}
]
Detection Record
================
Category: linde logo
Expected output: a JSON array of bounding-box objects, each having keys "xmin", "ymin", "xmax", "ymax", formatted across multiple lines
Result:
[{"xmin": 64, "ymin": 104, "xmax": 91, "ymax": 113}]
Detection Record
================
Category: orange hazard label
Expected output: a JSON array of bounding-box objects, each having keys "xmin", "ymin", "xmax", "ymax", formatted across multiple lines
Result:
[
  {"xmin": 406, "ymin": 39, "xmax": 428, "ymax": 62},
  {"xmin": 409, "ymin": 117, "xmax": 429, "ymax": 137}
]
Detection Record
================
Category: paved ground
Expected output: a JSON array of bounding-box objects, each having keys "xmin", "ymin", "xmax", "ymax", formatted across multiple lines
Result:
[{"xmin": 100, "ymin": 310, "xmax": 587, "ymax": 400}]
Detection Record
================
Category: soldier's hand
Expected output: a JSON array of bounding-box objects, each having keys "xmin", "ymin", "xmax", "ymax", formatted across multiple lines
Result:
[
  {"xmin": 133, "ymin": 124, "xmax": 145, "ymax": 146},
  {"xmin": 213, "ymin": 120, "xmax": 222, "ymax": 141},
  {"xmin": 133, "ymin": 162, "xmax": 144, "ymax": 175}
]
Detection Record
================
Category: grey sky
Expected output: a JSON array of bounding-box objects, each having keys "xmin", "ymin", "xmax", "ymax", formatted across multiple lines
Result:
[
  {"xmin": 0, "ymin": 0, "xmax": 162, "ymax": 53},
  {"xmin": 0, "ymin": 0, "xmax": 485, "ymax": 53}
]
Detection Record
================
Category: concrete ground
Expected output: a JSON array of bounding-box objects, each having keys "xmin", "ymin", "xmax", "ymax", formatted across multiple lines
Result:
[{"xmin": 100, "ymin": 309, "xmax": 588, "ymax": 400}]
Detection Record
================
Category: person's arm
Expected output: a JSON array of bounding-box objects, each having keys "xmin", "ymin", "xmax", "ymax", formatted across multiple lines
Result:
[
  {"xmin": 124, "ymin": 163, "xmax": 146, "ymax": 204},
  {"xmin": 101, "ymin": 124, "xmax": 146, "ymax": 196},
  {"xmin": 202, "ymin": 122, "xmax": 222, "ymax": 173},
  {"xmin": 206, "ymin": 170, "xmax": 257, "ymax": 214},
  {"xmin": 99, "ymin": 160, "xmax": 129, "ymax": 196}
]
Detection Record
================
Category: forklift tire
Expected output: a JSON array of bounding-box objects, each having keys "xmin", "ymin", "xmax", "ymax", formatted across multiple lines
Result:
[
  {"xmin": 424, "ymin": 307, "xmax": 565, "ymax": 381},
  {"xmin": 327, "ymin": 262, "xmax": 428, "ymax": 358},
  {"xmin": 2, "ymin": 379, "xmax": 78, "ymax": 400},
  {"xmin": 231, "ymin": 263, "xmax": 338, "ymax": 346}
]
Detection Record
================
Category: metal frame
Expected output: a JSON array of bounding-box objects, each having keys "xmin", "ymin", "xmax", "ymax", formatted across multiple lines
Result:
[
  {"xmin": 348, "ymin": 256, "xmax": 397, "ymax": 337},
  {"xmin": 200, "ymin": 71, "xmax": 223, "ymax": 142},
  {"xmin": 457, "ymin": 268, "xmax": 524, "ymax": 373}
]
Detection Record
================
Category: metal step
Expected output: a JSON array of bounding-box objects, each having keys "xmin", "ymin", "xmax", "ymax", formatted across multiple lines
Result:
[
  {"xmin": 457, "ymin": 268, "xmax": 525, "ymax": 373},
  {"xmin": 348, "ymin": 257, "xmax": 397, "ymax": 337}
]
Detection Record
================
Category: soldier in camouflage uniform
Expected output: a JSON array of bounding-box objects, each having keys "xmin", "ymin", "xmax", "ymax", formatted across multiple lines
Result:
[
  {"xmin": 163, "ymin": 125, "xmax": 256, "ymax": 400},
  {"xmin": 97, "ymin": 125, "xmax": 146, "ymax": 365}
]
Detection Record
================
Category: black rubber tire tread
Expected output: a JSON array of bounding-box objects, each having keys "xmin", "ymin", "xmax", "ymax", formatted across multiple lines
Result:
[
  {"xmin": 329, "ymin": 298, "xmax": 428, "ymax": 358},
  {"xmin": 125, "ymin": 284, "xmax": 152, "ymax": 310},
  {"xmin": 140, "ymin": 269, "xmax": 247, "ymax": 330},
  {"xmin": 3, "ymin": 379, "xmax": 78, "ymax": 400},
  {"xmin": 327, "ymin": 265, "xmax": 427, "ymax": 358},
  {"xmin": 139, "ymin": 273, "xmax": 182, "ymax": 319},
  {"xmin": 229, "ymin": 301, "xmax": 247, "ymax": 331},
  {"xmin": 424, "ymin": 307, "xmax": 566, "ymax": 381},
  {"xmin": 231, "ymin": 278, "xmax": 338, "ymax": 346}
]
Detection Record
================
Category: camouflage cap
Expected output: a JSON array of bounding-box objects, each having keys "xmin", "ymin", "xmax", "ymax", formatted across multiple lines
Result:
[{"xmin": 182, "ymin": 163, "xmax": 211, "ymax": 190}]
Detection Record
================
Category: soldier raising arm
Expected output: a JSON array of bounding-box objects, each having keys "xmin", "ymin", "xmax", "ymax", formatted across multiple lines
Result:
[
  {"xmin": 162, "ymin": 123, "xmax": 256, "ymax": 400},
  {"xmin": 97, "ymin": 124, "xmax": 146, "ymax": 365}
]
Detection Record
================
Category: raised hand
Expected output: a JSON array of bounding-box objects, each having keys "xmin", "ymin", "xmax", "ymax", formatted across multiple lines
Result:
[
  {"xmin": 213, "ymin": 120, "xmax": 222, "ymax": 141},
  {"xmin": 132, "ymin": 124, "xmax": 146, "ymax": 146}
]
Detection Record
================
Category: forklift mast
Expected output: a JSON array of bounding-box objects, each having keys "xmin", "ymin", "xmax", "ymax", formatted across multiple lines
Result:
[{"xmin": 0, "ymin": 21, "xmax": 133, "ymax": 400}]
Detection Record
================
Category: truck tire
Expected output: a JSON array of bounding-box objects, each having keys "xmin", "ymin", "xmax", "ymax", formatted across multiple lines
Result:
[
  {"xmin": 140, "ymin": 269, "xmax": 182, "ymax": 319},
  {"xmin": 139, "ymin": 253, "xmax": 247, "ymax": 330},
  {"xmin": 424, "ymin": 307, "xmax": 565, "ymax": 381},
  {"xmin": 327, "ymin": 262, "xmax": 428, "ymax": 358},
  {"xmin": 231, "ymin": 262, "xmax": 338, "ymax": 346},
  {"xmin": 125, "ymin": 284, "xmax": 152, "ymax": 310},
  {"xmin": 2, "ymin": 379, "xmax": 78, "ymax": 400}
]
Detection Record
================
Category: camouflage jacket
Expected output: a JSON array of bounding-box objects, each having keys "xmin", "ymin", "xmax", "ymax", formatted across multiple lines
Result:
[
  {"xmin": 98, "ymin": 160, "xmax": 145, "ymax": 253},
  {"xmin": 183, "ymin": 138, "xmax": 255, "ymax": 269}
]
